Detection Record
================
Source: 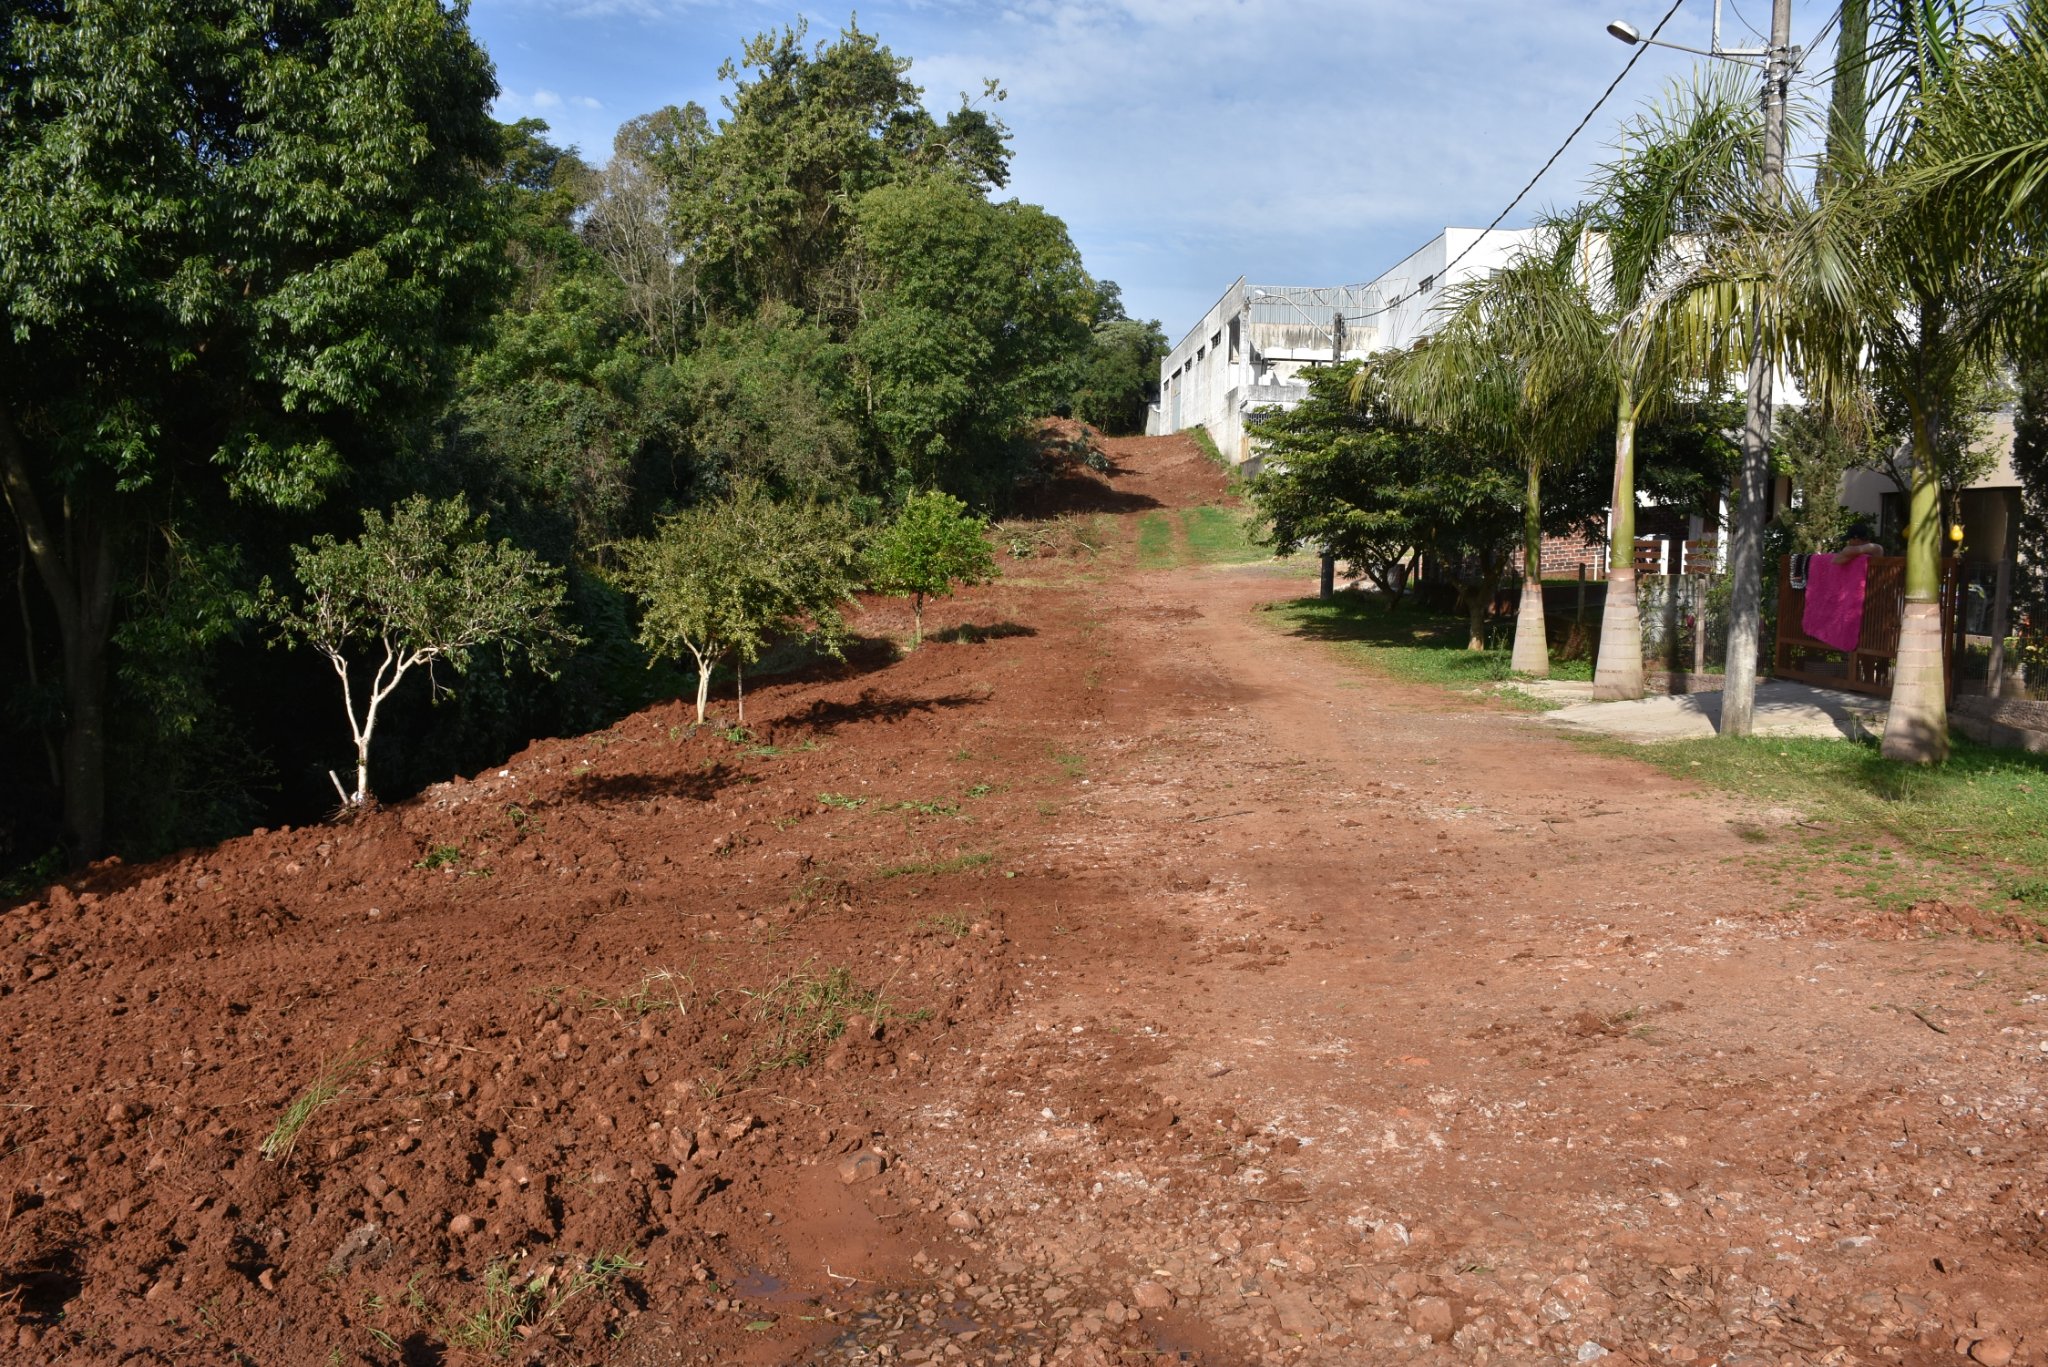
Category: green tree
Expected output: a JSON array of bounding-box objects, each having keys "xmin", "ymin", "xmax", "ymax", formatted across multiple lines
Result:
[
  {"xmin": 451, "ymin": 121, "xmax": 674, "ymax": 557},
  {"xmin": 853, "ymin": 178, "xmax": 1093, "ymax": 499},
  {"xmin": 1248, "ymin": 362, "xmax": 1529, "ymax": 650},
  {"xmin": 1072, "ymin": 316, "xmax": 1169, "ymax": 436},
  {"xmin": 0, "ymin": 0, "xmax": 504, "ymax": 856},
  {"xmin": 666, "ymin": 20, "xmax": 1011, "ymax": 320},
  {"xmin": 676, "ymin": 305, "xmax": 868, "ymax": 502},
  {"xmin": 615, "ymin": 482, "xmax": 862, "ymax": 723},
  {"xmin": 868, "ymin": 490, "xmax": 998, "ymax": 648},
  {"xmin": 1773, "ymin": 403, "xmax": 1867, "ymax": 554},
  {"xmin": 265, "ymin": 496, "xmax": 574, "ymax": 809}
]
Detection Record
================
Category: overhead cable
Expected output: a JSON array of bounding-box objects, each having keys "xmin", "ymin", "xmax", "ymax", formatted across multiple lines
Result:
[{"xmin": 1337, "ymin": 0, "xmax": 1691, "ymax": 326}]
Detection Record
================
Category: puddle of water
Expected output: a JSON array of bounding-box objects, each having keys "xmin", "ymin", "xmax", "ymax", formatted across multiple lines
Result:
[{"xmin": 732, "ymin": 1266, "xmax": 807, "ymax": 1304}]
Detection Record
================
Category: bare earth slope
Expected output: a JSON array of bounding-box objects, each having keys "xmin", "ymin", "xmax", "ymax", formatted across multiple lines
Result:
[{"xmin": 3, "ymin": 432, "xmax": 2043, "ymax": 1366}]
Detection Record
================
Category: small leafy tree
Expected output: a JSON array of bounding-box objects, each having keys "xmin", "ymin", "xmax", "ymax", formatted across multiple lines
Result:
[
  {"xmin": 616, "ymin": 482, "xmax": 862, "ymax": 722},
  {"xmin": 266, "ymin": 497, "xmax": 574, "ymax": 809},
  {"xmin": 867, "ymin": 491, "xmax": 998, "ymax": 648}
]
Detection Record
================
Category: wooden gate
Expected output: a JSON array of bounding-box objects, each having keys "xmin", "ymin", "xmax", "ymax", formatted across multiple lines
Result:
[{"xmin": 1772, "ymin": 555, "xmax": 1961, "ymax": 699}]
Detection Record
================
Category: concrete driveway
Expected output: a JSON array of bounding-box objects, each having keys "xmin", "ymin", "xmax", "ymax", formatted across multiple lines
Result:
[{"xmin": 1523, "ymin": 679, "xmax": 1888, "ymax": 742}]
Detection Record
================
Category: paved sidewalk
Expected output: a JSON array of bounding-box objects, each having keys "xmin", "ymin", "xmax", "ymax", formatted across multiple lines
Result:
[{"xmin": 1526, "ymin": 679, "xmax": 1888, "ymax": 742}]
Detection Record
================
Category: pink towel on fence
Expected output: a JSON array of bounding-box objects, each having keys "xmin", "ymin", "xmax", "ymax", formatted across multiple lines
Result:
[{"xmin": 1802, "ymin": 554, "xmax": 1869, "ymax": 651}]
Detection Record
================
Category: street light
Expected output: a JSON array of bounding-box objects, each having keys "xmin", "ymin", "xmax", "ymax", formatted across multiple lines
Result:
[{"xmin": 1604, "ymin": 14, "xmax": 1765, "ymax": 62}]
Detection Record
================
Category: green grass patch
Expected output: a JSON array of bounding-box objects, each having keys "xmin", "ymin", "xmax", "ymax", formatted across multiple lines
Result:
[
  {"xmin": 919, "ymin": 911, "xmax": 973, "ymax": 937},
  {"xmin": 877, "ymin": 849, "xmax": 995, "ymax": 879},
  {"xmin": 577, "ymin": 968, "xmax": 694, "ymax": 1017},
  {"xmin": 260, "ymin": 1041, "xmax": 377, "ymax": 1165},
  {"xmin": 1187, "ymin": 424, "xmax": 1228, "ymax": 469},
  {"xmin": 1261, "ymin": 595, "xmax": 1593, "ymax": 695},
  {"xmin": 743, "ymin": 961, "xmax": 921, "ymax": 1071},
  {"xmin": 1622, "ymin": 734, "xmax": 2048, "ymax": 916},
  {"xmin": 1135, "ymin": 511, "xmax": 1177, "ymax": 569},
  {"xmin": 882, "ymin": 797, "xmax": 960, "ymax": 817},
  {"xmin": 1179, "ymin": 505, "xmax": 1268, "ymax": 564},
  {"xmin": 445, "ymin": 1253, "xmax": 639, "ymax": 1357}
]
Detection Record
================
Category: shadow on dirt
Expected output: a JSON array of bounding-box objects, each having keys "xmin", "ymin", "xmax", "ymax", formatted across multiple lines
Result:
[
  {"xmin": 560, "ymin": 764, "xmax": 740, "ymax": 806},
  {"xmin": 782, "ymin": 688, "xmax": 989, "ymax": 735},
  {"xmin": 1010, "ymin": 469, "xmax": 1162, "ymax": 519},
  {"xmin": 930, "ymin": 622, "xmax": 1037, "ymax": 645}
]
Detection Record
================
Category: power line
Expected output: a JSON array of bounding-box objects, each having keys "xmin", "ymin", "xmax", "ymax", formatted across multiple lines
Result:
[
  {"xmin": 1795, "ymin": 1, "xmax": 1846, "ymax": 82},
  {"xmin": 1724, "ymin": 0, "xmax": 1771, "ymax": 43},
  {"xmin": 1335, "ymin": 0, "xmax": 1690, "ymax": 325}
]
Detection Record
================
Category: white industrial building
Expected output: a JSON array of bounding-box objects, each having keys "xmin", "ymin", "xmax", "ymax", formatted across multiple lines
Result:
[{"xmin": 1148, "ymin": 226, "xmax": 1537, "ymax": 472}]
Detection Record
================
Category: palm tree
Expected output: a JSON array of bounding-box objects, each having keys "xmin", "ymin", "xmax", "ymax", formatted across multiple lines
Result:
[
  {"xmin": 1387, "ymin": 233, "xmax": 1613, "ymax": 677},
  {"xmin": 1894, "ymin": 5, "xmax": 2048, "ymax": 338},
  {"xmin": 1773, "ymin": 0, "xmax": 2008, "ymax": 762},
  {"xmin": 1653, "ymin": 1, "xmax": 1997, "ymax": 760},
  {"xmin": 1580, "ymin": 70, "xmax": 1764, "ymax": 700}
]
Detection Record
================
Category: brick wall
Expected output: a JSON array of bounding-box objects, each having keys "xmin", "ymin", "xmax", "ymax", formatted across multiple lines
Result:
[{"xmin": 1537, "ymin": 530, "xmax": 1606, "ymax": 578}]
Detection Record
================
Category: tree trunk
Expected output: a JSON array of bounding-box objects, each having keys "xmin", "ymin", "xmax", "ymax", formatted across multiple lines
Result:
[
  {"xmin": 1882, "ymin": 416, "xmax": 1949, "ymax": 762},
  {"xmin": 13, "ymin": 540, "xmax": 61, "ymax": 786},
  {"xmin": 1510, "ymin": 460, "xmax": 1549, "ymax": 677},
  {"xmin": 1593, "ymin": 392, "xmax": 1645, "ymax": 700},
  {"xmin": 1463, "ymin": 551, "xmax": 1503, "ymax": 651},
  {"xmin": 693, "ymin": 653, "xmax": 713, "ymax": 723},
  {"xmin": 1388, "ymin": 553, "xmax": 1413, "ymax": 612},
  {"xmin": 912, "ymin": 591, "xmax": 924, "ymax": 650},
  {"xmin": 60, "ymin": 588, "xmax": 112, "ymax": 857},
  {"xmin": 354, "ymin": 736, "xmax": 372, "ymax": 808},
  {"xmin": 0, "ymin": 409, "xmax": 116, "ymax": 859}
]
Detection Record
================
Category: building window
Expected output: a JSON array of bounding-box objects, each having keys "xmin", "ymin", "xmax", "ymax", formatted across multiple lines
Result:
[{"xmin": 1418, "ymin": 274, "xmax": 1435, "ymax": 294}]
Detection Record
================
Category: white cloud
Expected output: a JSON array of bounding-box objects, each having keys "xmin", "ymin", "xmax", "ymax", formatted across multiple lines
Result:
[
  {"xmin": 900, "ymin": 0, "xmax": 1836, "ymax": 328},
  {"xmin": 469, "ymin": 0, "xmax": 1842, "ymax": 330}
]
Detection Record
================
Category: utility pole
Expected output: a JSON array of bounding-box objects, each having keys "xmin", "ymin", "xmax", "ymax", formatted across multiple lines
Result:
[
  {"xmin": 1717, "ymin": 0, "xmax": 1794, "ymax": 738},
  {"xmin": 1320, "ymin": 306, "xmax": 1346, "ymax": 599}
]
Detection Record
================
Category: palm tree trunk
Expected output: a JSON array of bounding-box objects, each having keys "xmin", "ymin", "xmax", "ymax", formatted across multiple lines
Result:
[
  {"xmin": 1510, "ymin": 458, "xmax": 1550, "ymax": 676},
  {"xmin": 1593, "ymin": 388, "xmax": 1645, "ymax": 699},
  {"xmin": 1881, "ymin": 411, "xmax": 1948, "ymax": 762}
]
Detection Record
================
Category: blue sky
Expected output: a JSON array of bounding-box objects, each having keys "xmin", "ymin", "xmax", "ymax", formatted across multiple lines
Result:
[{"xmin": 469, "ymin": 0, "xmax": 1842, "ymax": 341}]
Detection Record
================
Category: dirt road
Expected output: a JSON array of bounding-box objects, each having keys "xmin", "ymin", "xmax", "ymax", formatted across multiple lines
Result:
[{"xmin": 3, "ymin": 432, "xmax": 2043, "ymax": 1366}]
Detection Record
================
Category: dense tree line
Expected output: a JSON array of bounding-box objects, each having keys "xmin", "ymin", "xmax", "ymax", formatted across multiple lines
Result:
[{"xmin": 1, "ymin": 5, "xmax": 1163, "ymax": 873}]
